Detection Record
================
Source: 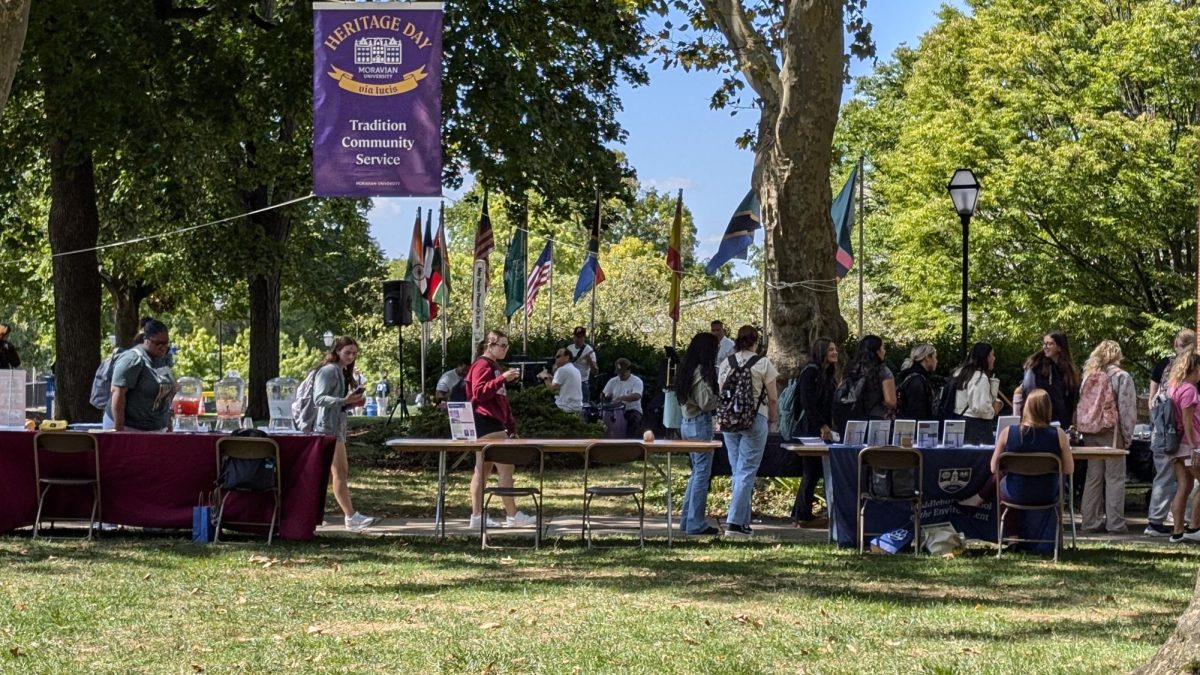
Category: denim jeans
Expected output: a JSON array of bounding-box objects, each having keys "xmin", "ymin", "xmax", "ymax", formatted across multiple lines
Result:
[
  {"xmin": 1150, "ymin": 451, "xmax": 1197, "ymax": 525},
  {"xmin": 679, "ymin": 413, "xmax": 715, "ymax": 533},
  {"xmin": 723, "ymin": 413, "xmax": 768, "ymax": 528}
]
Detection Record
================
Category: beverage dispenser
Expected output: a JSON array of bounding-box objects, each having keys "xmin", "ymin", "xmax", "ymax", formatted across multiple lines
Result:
[
  {"xmin": 214, "ymin": 371, "xmax": 246, "ymax": 432},
  {"xmin": 172, "ymin": 376, "xmax": 204, "ymax": 432},
  {"xmin": 266, "ymin": 376, "xmax": 298, "ymax": 432}
]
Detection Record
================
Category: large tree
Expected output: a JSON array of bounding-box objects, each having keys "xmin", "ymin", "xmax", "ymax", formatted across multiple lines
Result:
[
  {"xmin": 0, "ymin": 0, "xmax": 30, "ymax": 119},
  {"xmin": 651, "ymin": 1, "xmax": 873, "ymax": 374}
]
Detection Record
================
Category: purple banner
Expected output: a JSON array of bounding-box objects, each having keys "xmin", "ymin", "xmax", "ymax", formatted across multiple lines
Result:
[{"xmin": 313, "ymin": 2, "xmax": 443, "ymax": 197}]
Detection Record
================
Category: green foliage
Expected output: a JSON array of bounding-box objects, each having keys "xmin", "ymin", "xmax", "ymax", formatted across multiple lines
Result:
[{"xmin": 836, "ymin": 0, "xmax": 1200, "ymax": 375}]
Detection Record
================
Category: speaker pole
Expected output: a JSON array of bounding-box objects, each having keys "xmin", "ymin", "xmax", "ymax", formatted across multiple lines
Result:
[{"xmin": 385, "ymin": 323, "xmax": 410, "ymax": 426}]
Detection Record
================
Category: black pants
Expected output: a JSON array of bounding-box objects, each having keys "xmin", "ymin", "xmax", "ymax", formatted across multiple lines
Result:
[
  {"xmin": 790, "ymin": 456, "xmax": 824, "ymax": 521},
  {"xmin": 624, "ymin": 410, "xmax": 643, "ymax": 439}
]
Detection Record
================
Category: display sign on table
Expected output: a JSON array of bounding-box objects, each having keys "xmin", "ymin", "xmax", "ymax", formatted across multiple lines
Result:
[
  {"xmin": 0, "ymin": 369, "xmax": 25, "ymax": 429},
  {"xmin": 312, "ymin": 2, "xmax": 444, "ymax": 197},
  {"xmin": 995, "ymin": 415, "xmax": 1020, "ymax": 438},
  {"xmin": 867, "ymin": 420, "xmax": 890, "ymax": 446},
  {"xmin": 843, "ymin": 421, "xmax": 867, "ymax": 447},
  {"xmin": 447, "ymin": 402, "xmax": 477, "ymax": 441},
  {"xmin": 917, "ymin": 421, "xmax": 939, "ymax": 448},
  {"xmin": 942, "ymin": 419, "xmax": 966, "ymax": 446},
  {"xmin": 892, "ymin": 420, "xmax": 916, "ymax": 447}
]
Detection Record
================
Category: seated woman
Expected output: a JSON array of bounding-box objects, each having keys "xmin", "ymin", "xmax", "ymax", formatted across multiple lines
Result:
[{"xmin": 958, "ymin": 388, "xmax": 1074, "ymax": 513}]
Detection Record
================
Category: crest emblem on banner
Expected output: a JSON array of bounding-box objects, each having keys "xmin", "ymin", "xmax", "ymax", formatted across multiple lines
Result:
[{"xmin": 938, "ymin": 468, "xmax": 972, "ymax": 494}]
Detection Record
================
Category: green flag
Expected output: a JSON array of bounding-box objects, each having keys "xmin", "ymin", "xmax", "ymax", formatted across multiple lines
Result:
[
  {"xmin": 403, "ymin": 208, "xmax": 430, "ymax": 323},
  {"xmin": 503, "ymin": 228, "xmax": 527, "ymax": 318}
]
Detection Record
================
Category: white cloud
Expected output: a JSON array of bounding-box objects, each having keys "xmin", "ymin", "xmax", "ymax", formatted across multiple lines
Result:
[{"xmin": 643, "ymin": 176, "xmax": 695, "ymax": 192}]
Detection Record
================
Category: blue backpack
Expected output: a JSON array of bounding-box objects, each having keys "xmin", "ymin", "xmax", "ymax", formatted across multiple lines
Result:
[
  {"xmin": 1150, "ymin": 387, "xmax": 1179, "ymax": 456},
  {"xmin": 778, "ymin": 364, "xmax": 816, "ymax": 440}
]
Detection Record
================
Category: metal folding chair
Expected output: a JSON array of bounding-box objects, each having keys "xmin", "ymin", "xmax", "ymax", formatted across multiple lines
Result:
[
  {"xmin": 32, "ymin": 432, "xmax": 101, "ymax": 540},
  {"xmin": 582, "ymin": 442, "xmax": 648, "ymax": 548},
  {"xmin": 213, "ymin": 437, "xmax": 282, "ymax": 545},
  {"xmin": 856, "ymin": 446, "xmax": 923, "ymax": 555},
  {"xmin": 996, "ymin": 452, "xmax": 1064, "ymax": 563},
  {"xmin": 480, "ymin": 444, "xmax": 545, "ymax": 550}
]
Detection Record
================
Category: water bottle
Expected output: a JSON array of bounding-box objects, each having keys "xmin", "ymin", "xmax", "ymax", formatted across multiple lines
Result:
[{"xmin": 364, "ymin": 398, "xmax": 378, "ymax": 417}]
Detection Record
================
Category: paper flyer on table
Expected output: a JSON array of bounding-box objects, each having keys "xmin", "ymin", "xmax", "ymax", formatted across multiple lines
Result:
[{"xmin": 446, "ymin": 402, "xmax": 477, "ymax": 441}]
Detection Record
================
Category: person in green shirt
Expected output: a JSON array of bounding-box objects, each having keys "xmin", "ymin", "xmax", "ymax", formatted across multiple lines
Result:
[{"xmin": 107, "ymin": 320, "xmax": 176, "ymax": 432}]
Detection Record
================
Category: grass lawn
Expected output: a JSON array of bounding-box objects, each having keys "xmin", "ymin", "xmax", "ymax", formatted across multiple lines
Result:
[{"xmin": 2, "ymin": 443, "xmax": 1198, "ymax": 673}]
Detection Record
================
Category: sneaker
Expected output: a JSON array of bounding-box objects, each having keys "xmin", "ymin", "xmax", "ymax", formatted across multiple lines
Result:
[
  {"xmin": 794, "ymin": 516, "xmax": 829, "ymax": 529},
  {"xmin": 723, "ymin": 523, "xmax": 753, "ymax": 539},
  {"xmin": 685, "ymin": 525, "xmax": 721, "ymax": 536},
  {"xmin": 504, "ymin": 511, "xmax": 537, "ymax": 528},
  {"xmin": 345, "ymin": 512, "xmax": 378, "ymax": 532},
  {"xmin": 469, "ymin": 514, "xmax": 501, "ymax": 529},
  {"xmin": 1145, "ymin": 523, "xmax": 1172, "ymax": 537},
  {"xmin": 1183, "ymin": 529, "xmax": 1200, "ymax": 543},
  {"xmin": 1169, "ymin": 533, "xmax": 1186, "ymax": 544}
]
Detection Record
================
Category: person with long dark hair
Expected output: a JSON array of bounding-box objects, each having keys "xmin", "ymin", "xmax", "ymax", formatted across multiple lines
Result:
[
  {"xmin": 0, "ymin": 323, "xmax": 19, "ymax": 369},
  {"xmin": 717, "ymin": 325, "xmax": 779, "ymax": 538},
  {"xmin": 676, "ymin": 332, "xmax": 722, "ymax": 536},
  {"xmin": 896, "ymin": 344, "xmax": 936, "ymax": 421},
  {"xmin": 952, "ymin": 342, "xmax": 1003, "ymax": 445},
  {"xmin": 1021, "ymin": 331, "xmax": 1080, "ymax": 427},
  {"xmin": 838, "ymin": 335, "xmax": 896, "ymax": 431},
  {"xmin": 790, "ymin": 338, "xmax": 839, "ymax": 527},
  {"xmin": 313, "ymin": 336, "xmax": 377, "ymax": 532}
]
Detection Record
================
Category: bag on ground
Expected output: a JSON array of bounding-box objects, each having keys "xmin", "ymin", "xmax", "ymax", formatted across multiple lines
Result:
[
  {"xmin": 870, "ymin": 527, "xmax": 914, "ymax": 554},
  {"xmin": 1150, "ymin": 388, "xmax": 1179, "ymax": 456},
  {"xmin": 291, "ymin": 369, "xmax": 319, "ymax": 433},
  {"xmin": 192, "ymin": 493, "xmax": 215, "ymax": 543},
  {"xmin": 716, "ymin": 355, "xmax": 764, "ymax": 433}
]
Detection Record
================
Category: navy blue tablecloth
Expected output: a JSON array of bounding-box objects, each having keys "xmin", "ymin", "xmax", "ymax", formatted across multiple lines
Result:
[{"xmin": 827, "ymin": 444, "xmax": 1057, "ymax": 551}]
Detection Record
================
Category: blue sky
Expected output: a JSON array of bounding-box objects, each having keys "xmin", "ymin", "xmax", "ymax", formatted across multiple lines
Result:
[{"xmin": 366, "ymin": 2, "xmax": 961, "ymax": 265}]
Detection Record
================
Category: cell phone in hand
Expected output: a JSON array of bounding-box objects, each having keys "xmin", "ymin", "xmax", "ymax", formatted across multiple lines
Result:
[{"xmin": 352, "ymin": 386, "xmax": 366, "ymax": 396}]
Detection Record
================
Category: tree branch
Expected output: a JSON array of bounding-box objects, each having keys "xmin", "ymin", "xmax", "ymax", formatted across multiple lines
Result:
[{"xmin": 697, "ymin": 0, "xmax": 781, "ymax": 108}]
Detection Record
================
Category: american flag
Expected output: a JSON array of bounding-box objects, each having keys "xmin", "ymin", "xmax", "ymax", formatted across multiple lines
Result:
[
  {"xmin": 475, "ymin": 191, "xmax": 495, "ymax": 261},
  {"xmin": 524, "ymin": 240, "xmax": 554, "ymax": 317}
]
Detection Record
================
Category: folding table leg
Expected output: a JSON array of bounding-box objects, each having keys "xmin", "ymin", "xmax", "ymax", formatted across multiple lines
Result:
[
  {"xmin": 665, "ymin": 453, "xmax": 673, "ymax": 546},
  {"xmin": 1067, "ymin": 474, "xmax": 1077, "ymax": 549},
  {"xmin": 435, "ymin": 450, "xmax": 447, "ymax": 541}
]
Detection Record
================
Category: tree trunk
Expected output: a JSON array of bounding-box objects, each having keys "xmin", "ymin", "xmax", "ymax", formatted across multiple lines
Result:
[
  {"xmin": 243, "ymin": 185, "xmax": 290, "ymax": 420},
  {"xmin": 0, "ymin": 0, "xmax": 31, "ymax": 120},
  {"xmin": 99, "ymin": 271, "xmax": 153, "ymax": 347},
  {"xmin": 46, "ymin": 138, "xmax": 102, "ymax": 422},
  {"xmin": 1134, "ymin": 573, "xmax": 1200, "ymax": 674},
  {"xmin": 756, "ymin": 1, "xmax": 848, "ymax": 376}
]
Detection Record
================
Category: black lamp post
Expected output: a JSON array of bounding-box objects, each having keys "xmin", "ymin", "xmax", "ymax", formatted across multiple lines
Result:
[
  {"xmin": 214, "ymin": 296, "xmax": 226, "ymax": 376},
  {"xmin": 946, "ymin": 168, "xmax": 981, "ymax": 360}
]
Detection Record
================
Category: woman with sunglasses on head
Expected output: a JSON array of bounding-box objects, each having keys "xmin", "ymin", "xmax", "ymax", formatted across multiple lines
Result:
[
  {"xmin": 466, "ymin": 329, "xmax": 536, "ymax": 529},
  {"xmin": 313, "ymin": 336, "xmax": 377, "ymax": 533},
  {"xmin": 105, "ymin": 319, "xmax": 176, "ymax": 432}
]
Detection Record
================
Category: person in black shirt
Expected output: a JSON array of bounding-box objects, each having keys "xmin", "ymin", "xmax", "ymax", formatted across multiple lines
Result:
[
  {"xmin": 0, "ymin": 323, "xmax": 19, "ymax": 369},
  {"xmin": 790, "ymin": 338, "xmax": 839, "ymax": 527},
  {"xmin": 1021, "ymin": 331, "xmax": 1079, "ymax": 427},
  {"xmin": 896, "ymin": 343, "xmax": 937, "ymax": 421}
]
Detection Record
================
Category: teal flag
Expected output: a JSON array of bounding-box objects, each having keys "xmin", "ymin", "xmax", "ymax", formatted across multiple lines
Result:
[
  {"xmin": 503, "ymin": 228, "xmax": 527, "ymax": 318},
  {"xmin": 833, "ymin": 163, "xmax": 858, "ymax": 279}
]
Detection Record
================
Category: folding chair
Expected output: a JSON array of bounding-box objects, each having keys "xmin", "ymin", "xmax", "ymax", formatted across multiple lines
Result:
[
  {"xmin": 582, "ymin": 442, "xmax": 648, "ymax": 548},
  {"xmin": 32, "ymin": 431, "xmax": 101, "ymax": 540},
  {"xmin": 213, "ymin": 437, "xmax": 282, "ymax": 545},
  {"xmin": 996, "ymin": 452, "xmax": 1063, "ymax": 563},
  {"xmin": 480, "ymin": 444, "xmax": 545, "ymax": 550},
  {"xmin": 856, "ymin": 446, "xmax": 923, "ymax": 555}
]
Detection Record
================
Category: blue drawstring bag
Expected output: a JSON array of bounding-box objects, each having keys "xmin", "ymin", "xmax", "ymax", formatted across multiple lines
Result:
[
  {"xmin": 871, "ymin": 527, "xmax": 914, "ymax": 554},
  {"xmin": 192, "ymin": 493, "xmax": 214, "ymax": 543}
]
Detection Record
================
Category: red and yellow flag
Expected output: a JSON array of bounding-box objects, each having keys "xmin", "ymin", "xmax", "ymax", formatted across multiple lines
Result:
[{"xmin": 667, "ymin": 189, "xmax": 684, "ymax": 322}]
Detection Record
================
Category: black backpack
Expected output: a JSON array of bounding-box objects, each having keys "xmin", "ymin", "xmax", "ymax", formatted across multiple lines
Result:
[
  {"xmin": 448, "ymin": 378, "xmax": 468, "ymax": 403},
  {"xmin": 218, "ymin": 429, "xmax": 277, "ymax": 492},
  {"xmin": 831, "ymin": 372, "xmax": 868, "ymax": 433},
  {"xmin": 935, "ymin": 375, "xmax": 961, "ymax": 420}
]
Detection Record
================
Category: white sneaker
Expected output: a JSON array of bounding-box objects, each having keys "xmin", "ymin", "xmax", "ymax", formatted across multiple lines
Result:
[
  {"xmin": 504, "ymin": 511, "xmax": 537, "ymax": 528},
  {"xmin": 1183, "ymin": 529, "xmax": 1200, "ymax": 543},
  {"xmin": 344, "ymin": 512, "xmax": 378, "ymax": 532},
  {"xmin": 469, "ymin": 514, "xmax": 501, "ymax": 529}
]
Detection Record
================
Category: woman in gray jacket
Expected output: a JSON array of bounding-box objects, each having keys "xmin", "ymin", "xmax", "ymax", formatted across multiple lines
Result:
[{"xmin": 314, "ymin": 336, "xmax": 377, "ymax": 532}]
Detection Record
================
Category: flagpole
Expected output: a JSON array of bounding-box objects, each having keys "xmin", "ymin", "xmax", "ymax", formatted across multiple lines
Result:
[
  {"xmin": 546, "ymin": 242, "xmax": 554, "ymax": 338},
  {"xmin": 522, "ymin": 204, "xmax": 529, "ymax": 355},
  {"xmin": 590, "ymin": 191, "xmax": 600, "ymax": 342},
  {"xmin": 440, "ymin": 201, "xmax": 447, "ymax": 370},
  {"xmin": 420, "ymin": 321, "xmax": 428, "ymax": 404},
  {"xmin": 857, "ymin": 155, "xmax": 865, "ymax": 338}
]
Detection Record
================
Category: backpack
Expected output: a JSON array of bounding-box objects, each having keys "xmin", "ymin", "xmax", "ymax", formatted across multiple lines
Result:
[
  {"xmin": 218, "ymin": 428, "xmax": 277, "ymax": 491},
  {"xmin": 1076, "ymin": 368, "xmax": 1118, "ymax": 434},
  {"xmin": 716, "ymin": 355, "xmax": 765, "ymax": 432},
  {"xmin": 895, "ymin": 371, "xmax": 926, "ymax": 417},
  {"xmin": 90, "ymin": 349, "xmax": 125, "ymax": 410},
  {"xmin": 935, "ymin": 375, "xmax": 961, "ymax": 420},
  {"xmin": 448, "ymin": 377, "xmax": 468, "ymax": 403},
  {"xmin": 291, "ymin": 368, "xmax": 320, "ymax": 433},
  {"xmin": 1150, "ymin": 386, "xmax": 1179, "ymax": 456},
  {"xmin": 831, "ymin": 372, "xmax": 868, "ymax": 432},
  {"xmin": 778, "ymin": 363, "xmax": 816, "ymax": 441}
]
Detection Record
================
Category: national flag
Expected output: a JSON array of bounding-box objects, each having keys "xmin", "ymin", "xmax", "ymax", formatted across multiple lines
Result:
[
  {"xmin": 422, "ymin": 209, "xmax": 437, "ymax": 320},
  {"xmin": 403, "ymin": 207, "xmax": 430, "ymax": 323},
  {"xmin": 667, "ymin": 189, "xmax": 684, "ymax": 322},
  {"xmin": 832, "ymin": 162, "xmax": 859, "ymax": 279},
  {"xmin": 525, "ymin": 240, "xmax": 554, "ymax": 317},
  {"xmin": 704, "ymin": 189, "xmax": 761, "ymax": 275},
  {"xmin": 573, "ymin": 194, "xmax": 606, "ymax": 303},
  {"xmin": 475, "ymin": 191, "xmax": 495, "ymax": 264},
  {"xmin": 429, "ymin": 202, "xmax": 450, "ymax": 307},
  {"xmin": 503, "ymin": 227, "xmax": 527, "ymax": 318}
]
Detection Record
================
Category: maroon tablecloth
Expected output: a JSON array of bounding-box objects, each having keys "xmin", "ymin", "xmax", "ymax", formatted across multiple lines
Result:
[{"xmin": 0, "ymin": 431, "xmax": 336, "ymax": 541}]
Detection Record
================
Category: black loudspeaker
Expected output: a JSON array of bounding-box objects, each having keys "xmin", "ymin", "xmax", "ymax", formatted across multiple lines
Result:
[{"xmin": 383, "ymin": 280, "xmax": 413, "ymax": 326}]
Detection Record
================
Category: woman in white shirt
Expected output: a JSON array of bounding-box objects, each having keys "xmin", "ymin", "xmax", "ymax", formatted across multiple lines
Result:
[
  {"xmin": 952, "ymin": 342, "xmax": 1003, "ymax": 445},
  {"xmin": 716, "ymin": 325, "xmax": 779, "ymax": 538}
]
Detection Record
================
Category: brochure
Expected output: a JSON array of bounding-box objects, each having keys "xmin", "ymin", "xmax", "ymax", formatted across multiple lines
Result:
[
  {"xmin": 867, "ymin": 420, "xmax": 891, "ymax": 446},
  {"xmin": 446, "ymin": 402, "xmax": 478, "ymax": 441},
  {"xmin": 943, "ymin": 419, "xmax": 966, "ymax": 447},
  {"xmin": 843, "ymin": 420, "xmax": 867, "ymax": 446},
  {"xmin": 892, "ymin": 420, "xmax": 916, "ymax": 447},
  {"xmin": 917, "ymin": 421, "xmax": 940, "ymax": 448}
]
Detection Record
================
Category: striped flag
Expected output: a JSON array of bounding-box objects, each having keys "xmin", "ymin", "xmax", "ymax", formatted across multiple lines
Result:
[
  {"xmin": 422, "ymin": 209, "xmax": 436, "ymax": 320},
  {"xmin": 475, "ymin": 191, "xmax": 495, "ymax": 263},
  {"xmin": 427, "ymin": 203, "xmax": 449, "ymax": 317},
  {"xmin": 832, "ymin": 163, "xmax": 858, "ymax": 279},
  {"xmin": 525, "ymin": 240, "xmax": 554, "ymax": 317},
  {"xmin": 404, "ymin": 207, "xmax": 430, "ymax": 323},
  {"xmin": 705, "ymin": 189, "xmax": 761, "ymax": 275},
  {"xmin": 471, "ymin": 192, "xmax": 493, "ymax": 349},
  {"xmin": 573, "ymin": 194, "xmax": 606, "ymax": 303},
  {"xmin": 667, "ymin": 189, "xmax": 684, "ymax": 322}
]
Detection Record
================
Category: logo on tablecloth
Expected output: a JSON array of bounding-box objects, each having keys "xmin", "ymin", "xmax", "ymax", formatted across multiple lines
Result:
[{"xmin": 938, "ymin": 468, "xmax": 972, "ymax": 494}]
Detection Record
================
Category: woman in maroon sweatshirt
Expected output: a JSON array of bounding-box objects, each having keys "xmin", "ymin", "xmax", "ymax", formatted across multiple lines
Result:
[{"xmin": 466, "ymin": 330, "xmax": 535, "ymax": 528}]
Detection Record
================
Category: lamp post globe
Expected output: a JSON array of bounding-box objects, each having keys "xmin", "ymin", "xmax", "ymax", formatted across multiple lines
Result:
[
  {"xmin": 323, "ymin": 330, "xmax": 335, "ymax": 349},
  {"xmin": 946, "ymin": 168, "xmax": 981, "ymax": 360}
]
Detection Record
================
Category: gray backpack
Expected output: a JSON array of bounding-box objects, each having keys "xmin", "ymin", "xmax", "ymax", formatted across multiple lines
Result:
[
  {"xmin": 291, "ymin": 369, "xmax": 320, "ymax": 433},
  {"xmin": 89, "ymin": 349, "xmax": 125, "ymax": 410}
]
